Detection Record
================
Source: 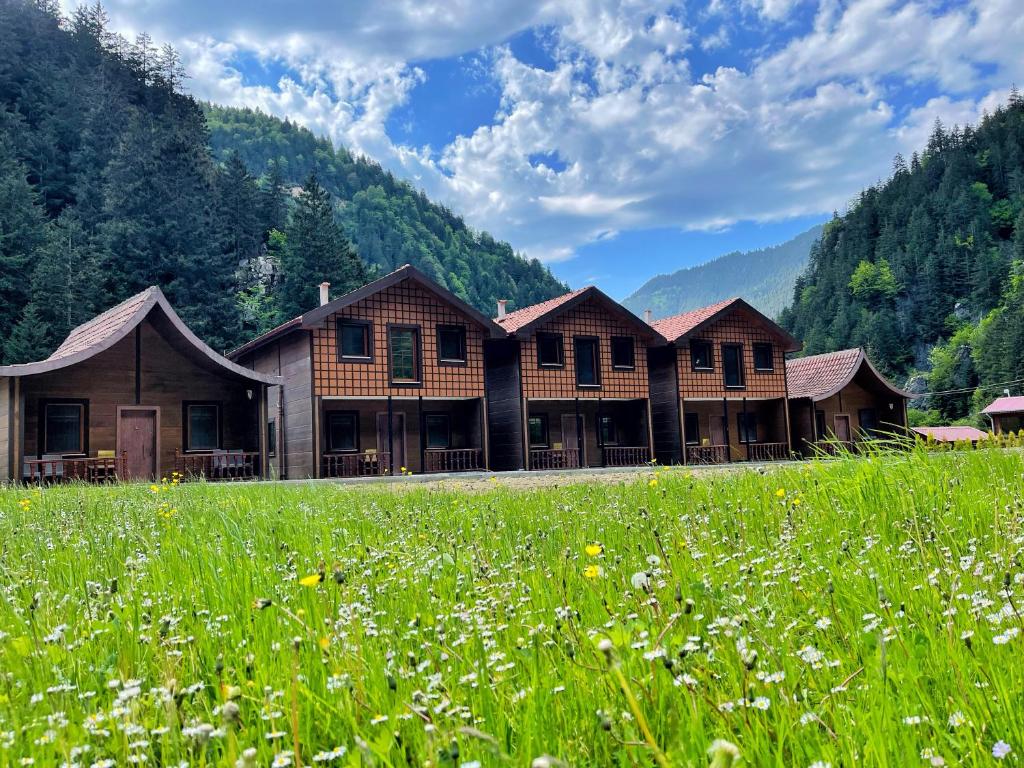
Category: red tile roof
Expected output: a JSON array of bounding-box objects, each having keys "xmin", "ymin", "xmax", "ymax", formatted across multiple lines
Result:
[
  {"xmin": 48, "ymin": 287, "xmax": 157, "ymax": 361},
  {"xmin": 785, "ymin": 348, "xmax": 865, "ymax": 400},
  {"xmin": 982, "ymin": 396, "xmax": 1024, "ymax": 415},
  {"xmin": 495, "ymin": 287, "xmax": 590, "ymax": 333},
  {"xmin": 912, "ymin": 426, "xmax": 989, "ymax": 443},
  {"xmin": 650, "ymin": 297, "xmax": 738, "ymax": 342}
]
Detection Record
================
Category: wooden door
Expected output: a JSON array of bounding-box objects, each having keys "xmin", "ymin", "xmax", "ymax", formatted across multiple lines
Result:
[
  {"xmin": 710, "ymin": 415, "xmax": 725, "ymax": 446},
  {"xmin": 117, "ymin": 407, "xmax": 159, "ymax": 480},
  {"xmin": 834, "ymin": 414, "xmax": 851, "ymax": 443},
  {"xmin": 376, "ymin": 412, "xmax": 406, "ymax": 474},
  {"xmin": 561, "ymin": 414, "xmax": 584, "ymax": 466}
]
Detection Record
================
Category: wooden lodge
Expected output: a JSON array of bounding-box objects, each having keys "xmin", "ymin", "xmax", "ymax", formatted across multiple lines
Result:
[
  {"xmin": 981, "ymin": 396, "xmax": 1024, "ymax": 435},
  {"xmin": 487, "ymin": 287, "xmax": 664, "ymax": 471},
  {"xmin": 786, "ymin": 348, "xmax": 910, "ymax": 455},
  {"xmin": 0, "ymin": 287, "xmax": 279, "ymax": 484},
  {"xmin": 648, "ymin": 298, "xmax": 801, "ymax": 465},
  {"xmin": 229, "ymin": 265, "xmax": 504, "ymax": 479}
]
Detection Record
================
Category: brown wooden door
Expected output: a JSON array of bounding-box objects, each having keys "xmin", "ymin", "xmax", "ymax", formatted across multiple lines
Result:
[
  {"xmin": 118, "ymin": 408, "xmax": 158, "ymax": 480},
  {"xmin": 376, "ymin": 412, "xmax": 406, "ymax": 474},
  {"xmin": 561, "ymin": 414, "xmax": 584, "ymax": 466},
  {"xmin": 710, "ymin": 415, "xmax": 725, "ymax": 446},
  {"xmin": 834, "ymin": 414, "xmax": 851, "ymax": 443}
]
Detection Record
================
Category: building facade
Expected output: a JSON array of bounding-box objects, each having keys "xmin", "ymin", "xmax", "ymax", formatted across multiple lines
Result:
[{"xmin": 981, "ymin": 396, "xmax": 1024, "ymax": 435}]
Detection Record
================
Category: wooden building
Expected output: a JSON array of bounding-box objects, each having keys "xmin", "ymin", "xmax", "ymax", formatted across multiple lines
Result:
[
  {"xmin": 487, "ymin": 287, "xmax": 664, "ymax": 471},
  {"xmin": 981, "ymin": 396, "xmax": 1024, "ymax": 435},
  {"xmin": 787, "ymin": 347, "xmax": 909, "ymax": 454},
  {"xmin": 229, "ymin": 265, "xmax": 504, "ymax": 478},
  {"xmin": 648, "ymin": 298, "xmax": 801, "ymax": 465},
  {"xmin": 0, "ymin": 287, "xmax": 279, "ymax": 483}
]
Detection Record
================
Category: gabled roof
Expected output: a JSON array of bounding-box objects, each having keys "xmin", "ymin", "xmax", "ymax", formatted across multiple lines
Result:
[
  {"xmin": 0, "ymin": 287, "xmax": 279, "ymax": 385},
  {"xmin": 786, "ymin": 347, "xmax": 910, "ymax": 401},
  {"xmin": 982, "ymin": 396, "xmax": 1024, "ymax": 415},
  {"xmin": 651, "ymin": 297, "xmax": 801, "ymax": 352},
  {"xmin": 228, "ymin": 264, "xmax": 505, "ymax": 359},
  {"xmin": 912, "ymin": 425, "xmax": 989, "ymax": 443},
  {"xmin": 495, "ymin": 285, "xmax": 665, "ymax": 341}
]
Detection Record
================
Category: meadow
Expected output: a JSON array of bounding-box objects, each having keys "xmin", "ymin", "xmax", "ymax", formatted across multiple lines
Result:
[{"xmin": 1, "ymin": 448, "xmax": 1022, "ymax": 767}]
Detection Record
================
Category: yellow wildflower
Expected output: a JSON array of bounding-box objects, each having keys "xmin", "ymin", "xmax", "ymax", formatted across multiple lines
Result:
[
  {"xmin": 775, "ymin": 488, "xmax": 786, "ymax": 498},
  {"xmin": 318, "ymin": 637, "xmax": 330, "ymax": 651},
  {"xmin": 585, "ymin": 543, "xmax": 604, "ymax": 557},
  {"xmin": 648, "ymin": 477, "xmax": 658, "ymax": 488},
  {"xmin": 583, "ymin": 564, "xmax": 601, "ymax": 579},
  {"xmin": 298, "ymin": 572, "xmax": 324, "ymax": 587}
]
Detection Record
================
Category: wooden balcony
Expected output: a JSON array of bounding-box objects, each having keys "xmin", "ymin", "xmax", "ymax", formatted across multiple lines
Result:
[
  {"xmin": 424, "ymin": 448, "xmax": 483, "ymax": 473},
  {"xmin": 175, "ymin": 450, "xmax": 261, "ymax": 481},
  {"xmin": 23, "ymin": 454, "xmax": 126, "ymax": 484},
  {"xmin": 746, "ymin": 442, "xmax": 789, "ymax": 462},
  {"xmin": 529, "ymin": 448, "xmax": 580, "ymax": 470},
  {"xmin": 602, "ymin": 446, "xmax": 650, "ymax": 467},
  {"xmin": 811, "ymin": 440, "xmax": 857, "ymax": 456},
  {"xmin": 686, "ymin": 444, "xmax": 729, "ymax": 465},
  {"xmin": 322, "ymin": 452, "xmax": 391, "ymax": 478}
]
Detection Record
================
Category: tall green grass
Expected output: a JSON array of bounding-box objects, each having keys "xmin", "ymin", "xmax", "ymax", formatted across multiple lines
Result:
[{"xmin": 0, "ymin": 447, "xmax": 1022, "ymax": 766}]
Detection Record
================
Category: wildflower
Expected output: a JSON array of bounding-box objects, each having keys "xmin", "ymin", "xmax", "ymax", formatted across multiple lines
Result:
[
  {"xmin": 583, "ymin": 564, "xmax": 601, "ymax": 579},
  {"xmin": 299, "ymin": 572, "xmax": 324, "ymax": 587},
  {"xmin": 648, "ymin": 477, "xmax": 658, "ymax": 488},
  {"xmin": 751, "ymin": 696, "xmax": 770, "ymax": 710},
  {"xmin": 272, "ymin": 752, "xmax": 293, "ymax": 767},
  {"xmin": 585, "ymin": 543, "xmax": 603, "ymax": 557},
  {"xmin": 318, "ymin": 637, "xmax": 330, "ymax": 651},
  {"xmin": 235, "ymin": 748, "xmax": 258, "ymax": 768},
  {"xmin": 993, "ymin": 741, "xmax": 1011, "ymax": 759},
  {"xmin": 809, "ymin": 762, "xmax": 831, "ymax": 768},
  {"xmin": 775, "ymin": 488, "xmax": 786, "ymax": 498},
  {"xmin": 370, "ymin": 714, "xmax": 389, "ymax": 725},
  {"xmin": 630, "ymin": 572, "xmax": 650, "ymax": 591},
  {"xmin": 707, "ymin": 739, "xmax": 740, "ymax": 768},
  {"xmin": 947, "ymin": 711, "xmax": 966, "ymax": 728}
]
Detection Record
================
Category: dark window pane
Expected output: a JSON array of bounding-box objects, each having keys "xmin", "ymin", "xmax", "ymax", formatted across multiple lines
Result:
[
  {"xmin": 722, "ymin": 344, "xmax": 744, "ymax": 387},
  {"xmin": 188, "ymin": 405, "xmax": 219, "ymax": 450},
  {"xmin": 45, "ymin": 404, "xmax": 83, "ymax": 454},
  {"xmin": 425, "ymin": 414, "xmax": 451, "ymax": 449},
  {"xmin": 737, "ymin": 412, "xmax": 757, "ymax": 443},
  {"xmin": 438, "ymin": 326, "xmax": 466, "ymax": 362},
  {"xmin": 684, "ymin": 412, "xmax": 700, "ymax": 445},
  {"xmin": 327, "ymin": 413, "xmax": 358, "ymax": 452},
  {"xmin": 528, "ymin": 416, "xmax": 548, "ymax": 447},
  {"xmin": 691, "ymin": 341, "xmax": 712, "ymax": 370},
  {"xmin": 815, "ymin": 410, "xmax": 826, "ymax": 439},
  {"xmin": 575, "ymin": 338, "xmax": 599, "ymax": 386},
  {"xmin": 600, "ymin": 415, "xmax": 617, "ymax": 445},
  {"xmin": 858, "ymin": 408, "xmax": 879, "ymax": 438},
  {"xmin": 339, "ymin": 321, "xmax": 370, "ymax": 358},
  {"xmin": 753, "ymin": 343, "xmax": 773, "ymax": 371},
  {"xmin": 390, "ymin": 328, "xmax": 419, "ymax": 381},
  {"xmin": 268, "ymin": 420, "xmax": 277, "ymax": 457},
  {"xmin": 537, "ymin": 333, "xmax": 563, "ymax": 366},
  {"xmin": 611, "ymin": 336, "xmax": 635, "ymax": 368}
]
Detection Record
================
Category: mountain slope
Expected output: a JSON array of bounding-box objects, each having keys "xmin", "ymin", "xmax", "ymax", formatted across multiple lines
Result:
[{"xmin": 622, "ymin": 225, "xmax": 823, "ymax": 320}]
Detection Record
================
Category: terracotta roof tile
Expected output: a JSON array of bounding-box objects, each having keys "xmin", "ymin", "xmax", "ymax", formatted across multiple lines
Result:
[
  {"xmin": 48, "ymin": 287, "xmax": 157, "ymax": 361},
  {"xmin": 982, "ymin": 396, "xmax": 1024, "ymax": 415},
  {"xmin": 912, "ymin": 426, "xmax": 989, "ymax": 442},
  {"xmin": 649, "ymin": 298, "xmax": 740, "ymax": 342},
  {"xmin": 785, "ymin": 348, "xmax": 864, "ymax": 400},
  {"xmin": 495, "ymin": 287, "xmax": 590, "ymax": 333}
]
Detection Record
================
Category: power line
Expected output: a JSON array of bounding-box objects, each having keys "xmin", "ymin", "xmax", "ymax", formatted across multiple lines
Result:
[{"xmin": 911, "ymin": 376, "xmax": 1024, "ymax": 399}]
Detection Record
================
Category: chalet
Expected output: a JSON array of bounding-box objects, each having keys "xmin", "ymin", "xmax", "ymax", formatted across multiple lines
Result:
[
  {"xmin": 787, "ymin": 348, "xmax": 909, "ymax": 454},
  {"xmin": 487, "ymin": 287, "xmax": 664, "ymax": 471},
  {"xmin": 0, "ymin": 287, "xmax": 279, "ymax": 483},
  {"xmin": 648, "ymin": 298, "xmax": 801, "ymax": 464},
  {"xmin": 981, "ymin": 396, "xmax": 1024, "ymax": 435},
  {"xmin": 228, "ymin": 265, "xmax": 504, "ymax": 478}
]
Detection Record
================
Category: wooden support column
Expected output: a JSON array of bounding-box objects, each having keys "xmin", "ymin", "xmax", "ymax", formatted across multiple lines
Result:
[
  {"xmin": 645, "ymin": 398, "xmax": 655, "ymax": 465},
  {"xmin": 418, "ymin": 395, "xmax": 425, "ymax": 475},
  {"xmin": 597, "ymin": 397, "xmax": 605, "ymax": 467},
  {"xmin": 10, "ymin": 377, "xmax": 21, "ymax": 483},
  {"xmin": 722, "ymin": 397, "xmax": 732, "ymax": 463},
  {"xmin": 781, "ymin": 397, "xmax": 792, "ymax": 458},
  {"xmin": 387, "ymin": 395, "xmax": 394, "ymax": 475},
  {"xmin": 521, "ymin": 397, "xmax": 531, "ymax": 471},
  {"xmin": 742, "ymin": 397, "xmax": 749, "ymax": 461},
  {"xmin": 679, "ymin": 398, "xmax": 687, "ymax": 465},
  {"xmin": 312, "ymin": 395, "xmax": 322, "ymax": 479},
  {"xmin": 258, "ymin": 384, "xmax": 269, "ymax": 479},
  {"xmin": 574, "ymin": 397, "xmax": 581, "ymax": 466},
  {"xmin": 134, "ymin": 326, "xmax": 142, "ymax": 405},
  {"xmin": 480, "ymin": 396, "xmax": 490, "ymax": 470}
]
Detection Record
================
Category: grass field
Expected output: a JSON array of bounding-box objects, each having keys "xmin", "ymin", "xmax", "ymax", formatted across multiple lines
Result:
[{"xmin": 1, "ymin": 448, "xmax": 1022, "ymax": 767}]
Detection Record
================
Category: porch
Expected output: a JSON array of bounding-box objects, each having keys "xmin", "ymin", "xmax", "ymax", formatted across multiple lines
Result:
[
  {"xmin": 525, "ymin": 398, "xmax": 653, "ymax": 470},
  {"xmin": 319, "ymin": 396, "xmax": 487, "ymax": 478},
  {"xmin": 682, "ymin": 398, "xmax": 790, "ymax": 465}
]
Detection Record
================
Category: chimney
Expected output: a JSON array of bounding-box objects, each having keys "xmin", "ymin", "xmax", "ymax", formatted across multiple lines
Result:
[
  {"xmin": 644, "ymin": 309, "xmax": 653, "ymax": 325},
  {"xmin": 497, "ymin": 299, "xmax": 508, "ymax": 319},
  {"xmin": 319, "ymin": 282, "xmax": 330, "ymax": 307}
]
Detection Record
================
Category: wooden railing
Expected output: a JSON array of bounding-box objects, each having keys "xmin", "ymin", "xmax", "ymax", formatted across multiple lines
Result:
[
  {"xmin": 811, "ymin": 440, "xmax": 856, "ymax": 456},
  {"xmin": 175, "ymin": 450, "xmax": 261, "ymax": 481},
  {"xmin": 603, "ymin": 446, "xmax": 650, "ymax": 466},
  {"xmin": 424, "ymin": 448, "xmax": 483, "ymax": 473},
  {"xmin": 686, "ymin": 445, "xmax": 729, "ymax": 465},
  {"xmin": 322, "ymin": 452, "xmax": 391, "ymax": 478},
  {"xmin": 529, "ymin": 448, "xmax": 580, "ymax": 470},
  {"xmin": 24, "ymin": 454, "xmax": 126, "ymax": 484},
  {"xmin": 746, "ymin": 442, "xmax": 789, "ymax": 462}
]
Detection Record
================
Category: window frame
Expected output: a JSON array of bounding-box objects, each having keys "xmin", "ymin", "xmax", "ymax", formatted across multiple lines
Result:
[
  {"xmin": 858, "ymin": 408, "xmax": 880, "ymax": 439},
  {"xmin": 599, "ymin": 414, "xmax": 618, "ymax": 446},
  {"xmin": 610, "ymin": 336, "xmax": 636, "ymax": 370},
  {"xmin": 527, "ymin": 414, "xmax": 550, "ymax": 448},
  {"xmin": 436, "ymin": 324, "xmax": 468, "ymax": 366},
  {"xmin": 325, "ymin": 410, "xmax": 360, "ymax": 454},
  {"xmin": 752, "ymin": 342, "xmax": 774, "ymax": 372},
  {"xmin": 535, "ymin": 332, "xmax": 565, "ymax": 368},
  {"xmin": 573, "ymin": 335, "xmax": 602, "ymax": 388},
  {"xmin": 689, "ymin": 339, "xmax": 714, "ymax": 371},
  {"xmin": 336, "ymin": 318, "xmax": 374, "ymax": 362},
  {"xmin": 721, "ymin": 343, "xmax": 745, "ymax": 389},
  {"xmin": 183, "ymin": 401, "xmax": 222, "ymax": 452},
  {"xmin": 684, "ymin": 412, "xmax": 700, "ymax": 445},
  {"xmin": 387, "ymin": 323, "xmax": 423, "ymax": 386},
  {"xmin": 39, "ymin": 399, "xmax": 88, "ymax": 456},
  {"xmin": 424, "ymin": 413, "xmax": 452, "ymax": 449},
  {"xmin": 736, "ymin": 412, "xmax": 758, "ymax": 444},
  {"xmin": 268, "ymin": 419, "xmax": 277, "ymax": 458}
]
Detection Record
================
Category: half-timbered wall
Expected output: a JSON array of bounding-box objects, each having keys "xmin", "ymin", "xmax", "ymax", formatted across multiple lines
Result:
[
  {"xmin": 311, "ymin": 281, "xmax": 487, "ymax": 398},
  {"xmin": 519, "ymin": 297, "xmax": 649, "ymax": 399}
]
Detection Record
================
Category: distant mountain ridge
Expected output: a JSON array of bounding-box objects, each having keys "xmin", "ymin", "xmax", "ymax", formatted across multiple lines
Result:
[{"xmin": 622, "ymin": 225, "xmax": 823, "ymax": 320}]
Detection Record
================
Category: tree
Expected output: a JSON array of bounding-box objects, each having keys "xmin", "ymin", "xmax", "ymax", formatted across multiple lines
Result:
[{"xmin": 4, "ymin": 304, "xmax": 51, "ymax": 364}]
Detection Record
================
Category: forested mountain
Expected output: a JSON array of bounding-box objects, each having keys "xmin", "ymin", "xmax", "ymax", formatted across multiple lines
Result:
[
  {"xmin": 0, "ymin": 0, "xmax": 564, "ymax": 363},
  {"xmin": 623, "ymin": 224, "xmax": 822, "ymax": 320},
  {"xmin": 780, "ymin": 94, "xmax": 1024, "ymax": 422}
]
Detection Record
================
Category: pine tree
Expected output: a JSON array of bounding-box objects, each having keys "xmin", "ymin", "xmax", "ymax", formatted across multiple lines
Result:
[{"xmin": 4, "ymin": 304, "xmax": 51, "ymax": 364}]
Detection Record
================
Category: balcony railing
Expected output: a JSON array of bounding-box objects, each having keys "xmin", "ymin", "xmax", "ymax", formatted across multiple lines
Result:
[
  {"xmin": 529, "ymin": 448, "xmax": 580, "ymax": 470},
  {"xmin": 175, "ymin": 450, "xmax": 261, "ymax": 481},
  {"xmin": 746, "ymin": 442, "xmax": 789, "ymax": 462},
  {"xmin": 602, "ymin": 446, "xmax": 650, "ymax": 467},
  {"xmin": 322, "ymin": 452, "xmax": 391, "ymax": 478},
  {"xmin": 24, "ymin": 454, "xmax": 126, "ymax": 484},
  {"xmin": 811, "ymin": 440, "xmax": 857, "ymax": 456},
  {"xmin": 686, "ymin": 444, "xmax": 729, "ymax": 465},
  {"xmin": 424, "ymin": 448, "xmax": 483, "ymax": 473}
]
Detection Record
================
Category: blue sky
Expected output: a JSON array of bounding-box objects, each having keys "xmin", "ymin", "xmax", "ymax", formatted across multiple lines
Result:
[{"xmin": 82, "ymin": 0, "xmax": 1023, "ymax": 298}]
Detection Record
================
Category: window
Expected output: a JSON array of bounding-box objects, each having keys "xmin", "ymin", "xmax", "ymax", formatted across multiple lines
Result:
[
  {"xmin": 186, "ymin": 403, "xmax": 220, "ymax": 451},
  {"xmin": 815, "ymin": 409, "xmax": 826, "ymax": 439},
  {"xmin": 574, "ymin": 337, "xmax": 600, "ymax": 387},
  {"xmin": 858, "ymin": 408, "xmax": 879, "ymax": 439},
  {"xmin": 536, "ymin": 332, "xmax": 564, "ymax": 367},
  {"xmin": 684, "ymin": 413, "xmax": 700, "ymax": 445},
  {"xmin": 437, "ymin": 325, "xmax": 467, "ymax": 364},
  {"xmin": 611, "ymin": 336, "xmax": 635, "ymax": 369},
  {"xmin": 44, "ymin": 402, "xmax": 85, "ymax": 454},
  {"xmin": 599, "ymin": 415, "xmax": 618, "ymax": 445},
  {"xmin": 722, "ymin": 343, "xmax": 744, "ymax": 388},
  {"xmin": 690, "ymin": 340, "xmax": 713, "ymax": 370},
  {"xmin": 389, "ymin": 326, "xmax": 421, "ymax": 383},
  {"xmin": 326, "ymin": 412, "xmax": 358, "ymax": 453},
  {"xmin": 737, "ymin": 412, "xmax": 758, "ymax": 443},
  {"xmin": 528, "ymin": 415, "xmax": 549, "ymax": 448},
  {"xmin": 753, "ymin": 342, "xmax": 774, "ymax": 371},
  {"xmin": 425, "ymin": 414, "xmax": 451, "ymax": 449},
  {"xmin": 338, "ymin": 319, "xmax": 372, "ymax": 359},
  {"xmin": 268, "ymin": 420, "xmax": 277, "ymax": 457}
]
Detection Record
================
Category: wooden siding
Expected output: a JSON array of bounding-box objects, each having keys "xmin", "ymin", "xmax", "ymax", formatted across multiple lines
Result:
[
  {"xmin": 519, "ymin": 295, "xmax": 650, "ymax": 399},
  {"xmin": 526, "ymin": 399, "xmax": 648, "ymax": 468},
  {"xmin": 0, "ymin": 377, "xmax": 9, "ymax": 482},
  {"xmin": 278, "ymin": 332, "xmax": 315, "ymax": 479},
  {"xmin": 791, "ymin": 379, "xmax": 907, "ymax": 452},
  {"xmin": 310, "ymin": 280, "xmax": 487, "ymax": 398},
  {"xmin": 245, "ymin": 343, "xmax": 283, "ymax": 478},
  {"xmin": 675, "ymin": 307, "xmax": 788, "ymax": 399},
  {"xmin": 683, "ymin": 398, "xmax": 788, "ymax": 460},
  {"xmin": 648, "ymin": 346, "xmax": 682, "ymax": 465},
  {"xmin": 484, "ymin": 339, "xmax": 524, "ymax": 471}
]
